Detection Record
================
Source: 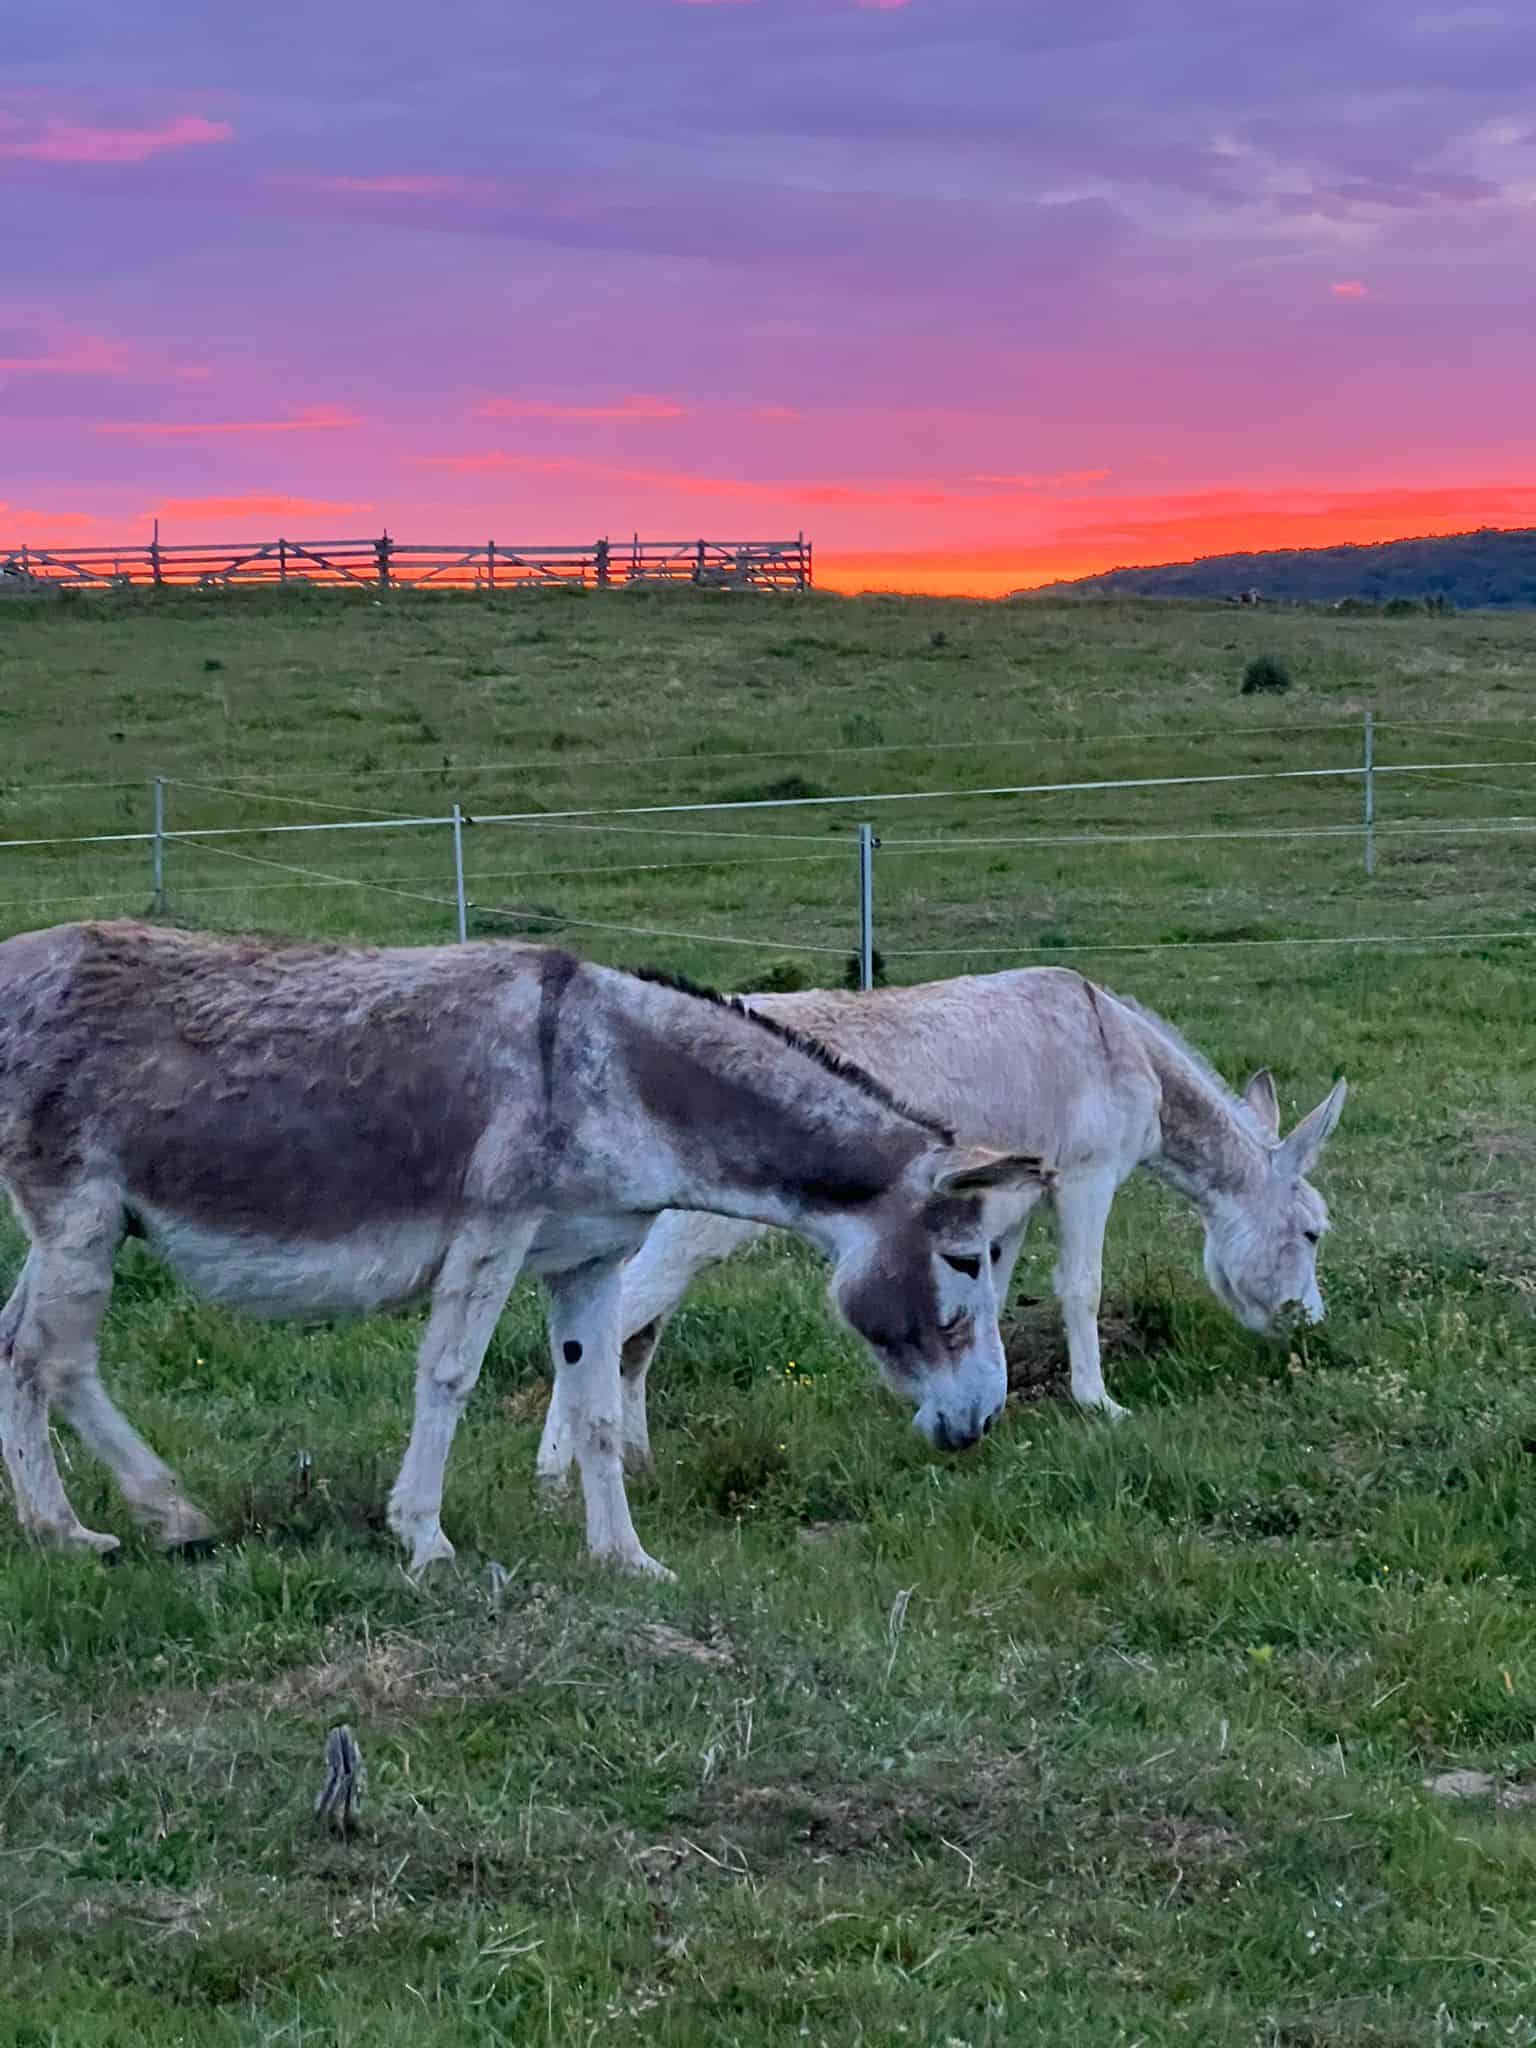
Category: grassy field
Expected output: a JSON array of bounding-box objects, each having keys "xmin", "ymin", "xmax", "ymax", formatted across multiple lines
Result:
[{"xmin": 1, "ymin": 585, "xmax": 1535, "ymax": 2045}]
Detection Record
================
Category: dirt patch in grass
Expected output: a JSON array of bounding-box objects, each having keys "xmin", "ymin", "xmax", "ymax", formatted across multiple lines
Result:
[
  {"xmin": 1002, "ymin": 1292, "xmax": 1174, "ymax": 1403},
  {"xmin": 690, "ymin": 1749, "xmax": 1042, "ymax": 1870},
  {"xmin": 64, "ymin": 1884, "xmax": 214, "ymax": 1935},
  {"xmin": 1460, "ymin": 1123, "xmax": 1536, "ymax": 1164}
]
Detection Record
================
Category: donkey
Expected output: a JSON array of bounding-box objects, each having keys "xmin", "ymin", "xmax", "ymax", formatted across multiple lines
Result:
[
  {"xmin": 536, "ymin": 966, "xmax": 1346, "ymax": 1483},
  {"xmin": 0, "ymin": 922, "xmax": 1043, "ymax": 1580}
]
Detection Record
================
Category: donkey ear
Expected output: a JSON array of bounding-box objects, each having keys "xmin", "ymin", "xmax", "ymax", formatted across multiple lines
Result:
[
  {"xmin": 1274, "ymin": 1078, "xmax": 1347, "ymax": 1179},
  {"xmin": 932, "ymin": 1146, "xmax": 1048, "ymax": 1195},
  {"xmin": 1242, "ymin": 1068, "xmax": 1282, "ymax": 1141}
]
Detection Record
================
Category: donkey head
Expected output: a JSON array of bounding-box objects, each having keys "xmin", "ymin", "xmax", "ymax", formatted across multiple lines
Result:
[
  {"xmin": 1202, "ymin": 1072, "xmax": 1347, "ymax": 1334},
  {"xmin": 825, "ymin": 1146, "xmax": 1047, "ymax": 1452}
]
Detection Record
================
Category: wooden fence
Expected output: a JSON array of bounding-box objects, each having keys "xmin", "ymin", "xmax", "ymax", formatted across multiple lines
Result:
[{"xmin": 0, "ymin": 532, "xmax": 813, "ymax": 594}]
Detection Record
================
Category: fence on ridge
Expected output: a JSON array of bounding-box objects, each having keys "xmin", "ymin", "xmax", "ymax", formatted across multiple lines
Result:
[{"xmin": 0, "ymin": 533, "xmax": 814, "ymax": 594}]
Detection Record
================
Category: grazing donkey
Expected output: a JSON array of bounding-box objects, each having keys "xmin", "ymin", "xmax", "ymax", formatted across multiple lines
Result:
[
  {"xmin": 0, "ymin": 922, "xmax": 1043, "ymax": 1580},
  {"xmin": 537, "ymin": 967, "xmax": 1346, "ymax": 1482}
]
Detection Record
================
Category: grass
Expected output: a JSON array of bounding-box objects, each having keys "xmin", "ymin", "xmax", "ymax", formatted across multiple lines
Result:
[{"xmin": 1, "ymin": 584, "xmax": 1535, "ymax": 2043}]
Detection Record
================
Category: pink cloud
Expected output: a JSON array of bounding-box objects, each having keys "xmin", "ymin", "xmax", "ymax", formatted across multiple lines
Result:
[
  {"xmin": 0, "ymin": 321, "xmax": 211, "ymax": 381},
  {"xmin": 477, "ymin": 394, "xmax": 686, "ymax": 422},
  {"xmin": 98, "ymin": 406, "xmax": 363, "ymax": 439},
  {"xmin": 284, "ymin": 173, "xmax": 493, "ymax": 198},
  {"xmin": 142, "ymin": 493, "xmax": 376, "ymax": 530},
  {"xmin": 0, "ymin": 502, "xmax": 111, "ymax": 546},
  {"xmin": 0, "ymin": 331, "xmax": 131, "ymax": 376},
  {"xmin": 1331, "ymin": 281, "xmax": 1370, "ymax": 299},
  {"xmin": 962, "ymin": 467, "xmax": 1112, "ymax": 488},
  {"xmin": 0, "ymin": 114, "xmax": 232, "ymax": 165},
  {"xmin": 417, "ymin": 450, "xmax": 1110, "ymax": 509}
]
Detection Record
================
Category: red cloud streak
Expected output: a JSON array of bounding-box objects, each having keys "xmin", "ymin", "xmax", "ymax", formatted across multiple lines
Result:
[
  {"xmin": 98, "ymin": 407, "xmax": 363, "ymax": 438},
  {"xmin": 0, "ymin": 115, "xmax": 232, "ymax": 164}
]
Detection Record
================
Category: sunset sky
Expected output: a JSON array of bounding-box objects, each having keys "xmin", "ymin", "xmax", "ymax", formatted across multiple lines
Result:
[{"xmin": 4, "ymin": 1, "xmax": 1535, "ymax": 594}]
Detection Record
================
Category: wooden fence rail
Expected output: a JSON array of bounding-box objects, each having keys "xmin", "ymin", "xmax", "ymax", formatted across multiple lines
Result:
[{"xmin": 0, "ymin": 533, "xmax": 813, "ymax": 594}]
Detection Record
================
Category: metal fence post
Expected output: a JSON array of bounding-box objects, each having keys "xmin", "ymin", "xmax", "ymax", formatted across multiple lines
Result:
[
  {"xmin": 1363, "ymin": 711, "xmax": 1376, "ymax": 877},
  {"xmin": 857, "ymin": 822, "xmax": 876, "ymax": 991},
  {"xmin": 151, "ymin": 777, "xmax": 166, "ymax": 915},
  {"xmin": 452, "ymin": 804, "xmax": 469, "ymax": 941}
]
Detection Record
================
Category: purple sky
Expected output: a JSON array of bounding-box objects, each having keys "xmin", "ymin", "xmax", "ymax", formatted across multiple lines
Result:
[{"xmin": 5, "ymin": 1, "xmax": 1536, "ymax": 590}]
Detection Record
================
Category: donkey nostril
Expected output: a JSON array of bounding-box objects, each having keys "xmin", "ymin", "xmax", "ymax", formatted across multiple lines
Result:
[{"xmin": 980, "ymin": 1410, "xmax": 996, "ymax": 1437}]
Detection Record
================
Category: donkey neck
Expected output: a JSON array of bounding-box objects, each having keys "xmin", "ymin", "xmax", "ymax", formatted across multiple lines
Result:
[
  {"xmin": 610, "ymin": 973, "xmax": 940, "ymax": 1243},
  {"xmin": 1130, "ymin": 1011, "xmax": 1269, "ymax": 1211}
]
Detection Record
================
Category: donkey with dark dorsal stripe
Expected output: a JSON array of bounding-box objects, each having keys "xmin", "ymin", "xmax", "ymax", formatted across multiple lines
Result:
[
  {"xmin": 536, "ymin": 967, "xmax": 1346, "ymax": 1484},
  {"xmin": 0, "ymin": 923, "xmax": 1044, "ymax": 1580}
]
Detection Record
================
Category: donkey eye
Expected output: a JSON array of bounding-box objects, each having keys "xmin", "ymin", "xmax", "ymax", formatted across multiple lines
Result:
[
  {"xmin": 990, "ymin": 1241, "xmax": 1003, "ymax": 1264},
  {"xmin": 942, "ymin": 1253, "xmax": 983, "ymax": 1282},
  {"xmin": 1303, "ymin": 1229, "xmax": 1321, "ymax": 1246}
]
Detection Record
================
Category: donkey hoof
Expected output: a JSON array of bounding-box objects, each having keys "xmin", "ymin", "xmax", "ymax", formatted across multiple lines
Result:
[
  {"xmin": 31, "ymin": 1521, "xmax": 121, "ymax": 1558},
  {"xmin": 596, "ymin": 1544, "xmax": 676, "ymax": 1583},
  {"xmin": 1078, "ymin": 1395, "xmax": 1129, "ymax": 1424},
  {"xmin": 153, "ymin": 1503, "xmax": 217, "ymax": 1553},
  {"xmin": 404, "ymin": 1529, "xmax": 457, "ymax": 1581}
]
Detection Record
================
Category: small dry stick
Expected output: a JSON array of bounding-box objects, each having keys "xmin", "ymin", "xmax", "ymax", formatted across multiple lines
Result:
[{"xmin": 315, "ymin": 1724, "xmax": 365, "ymax": 1835}]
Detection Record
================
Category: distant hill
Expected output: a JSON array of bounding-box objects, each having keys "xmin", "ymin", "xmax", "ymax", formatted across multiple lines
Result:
[{"xmin": 1022, "ymin": 525, "xmax": 1536, "ymax": 609}]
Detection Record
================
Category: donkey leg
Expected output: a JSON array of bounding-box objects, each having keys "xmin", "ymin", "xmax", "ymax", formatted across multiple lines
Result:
[
  {"xmin": 1, "ymin": 1214, "xmax": 154, "ymax": 1555},
  {"xmin": 535, "ymin": 1308, "xmax": 670, "ymax": 1491},
  {"xmin": 54, "ymin": 1367, "xmax": 215, "ymax": 1551},
  {"xmin": 616, "ymin": 1212, "xmax": 767, "ymax": 1477},
  {"xmin": 18, "ymin": 1190, "xmax": 211, "ymax": 1550},
  {"xmin": 0, "ymin": 1254, "xmax": 108, "ymax": 1550},
  {"xmin": 1052, "ymin": 1170, "xmax": 1128, "ymax": 1422},
  {"xmin": 537, "ymin": 1212, "xmax": 764, "ymax": 1491},
  {"xmin": 547, "ymin": 1254, "xmax": 671, "ymax": 1580},
  {"xmin": 388, "ymin": 1219, "xmax": 536, "ymax": 1579}
]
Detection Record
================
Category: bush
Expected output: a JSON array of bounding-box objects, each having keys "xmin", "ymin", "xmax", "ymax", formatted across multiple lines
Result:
[
  {"xmin": 750, "ymin": 957, "xmax": 811, "ymax": 993},
  {"xmin": 1241, "ymin": 655, "xmax": 1292, "ymax": 695}
]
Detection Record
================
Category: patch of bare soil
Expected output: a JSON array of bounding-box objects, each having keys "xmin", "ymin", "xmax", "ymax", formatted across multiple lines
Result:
[
  {"xmin": 1451, "ymin": 1122, "xmax": 1536, "ymax": 1290},
  {"xmin": 1002, "ymin": 1293, "xmax": 1173, "ymax": 1403},
  {"xmin": 654, "ymin": 1757, "xmax": 1247, "ymax": 1900},
  {"xmin": 1425, "ymin": 1769, "xmax": 1536, "ymax": 1810},
  {"xmin": 631, "ymin": 1622, "xmax": 736, "ymax": 1670},
  {"xmin": 1461, "ymin": 1125, "xmax": 1536, "ymax": 1164},
  {"xmin": 64, "ymin": 1885, "xmax": 213, "ymax": 1935}
]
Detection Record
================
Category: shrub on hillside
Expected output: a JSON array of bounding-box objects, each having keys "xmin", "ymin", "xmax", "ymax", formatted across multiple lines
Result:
[{"xmin": 1241, "ymin": 655, "xmax": 1292, "ymax": 695}]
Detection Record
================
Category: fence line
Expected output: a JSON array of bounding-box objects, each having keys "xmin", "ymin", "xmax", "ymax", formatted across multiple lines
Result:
[
  {"xmin": 3, "ymin": 755, "xmax": 1534, "ymax": 859},
  {"xmin": 877, "ymin": 815, "xmax": 1536, "ymax": 856},
  {"xmin": 877, "ymin": 928, "xmax": 1536, "ymax": 961},
  {"xmin": 162, "ymin": 777, "xmax": 426, "ymax": 820},
  {"xmin": 2, "ymin": 532, "xmax": 813, "ymax": 594},
  {"xmin": 4, "ymin": 719, "xmax": 1534, "ymax": 970},
  {"xmin": 188, "ymin": 836, "xmax": 453, "ymax": 910}
]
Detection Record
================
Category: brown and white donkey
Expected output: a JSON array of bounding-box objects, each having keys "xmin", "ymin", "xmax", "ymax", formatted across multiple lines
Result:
[{"xmin": 0, "ymin": 921, "xmax": 1043, "ymax": 1580}]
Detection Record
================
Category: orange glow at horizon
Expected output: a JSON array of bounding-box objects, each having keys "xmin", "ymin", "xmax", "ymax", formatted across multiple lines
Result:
[
  {"xmin": 817, "ymin": 485, "xmax": 1536, "ymax": 597},
  {"xmin": 8, "ymin": 486, "xmax": 1536, "ymax": 597}
]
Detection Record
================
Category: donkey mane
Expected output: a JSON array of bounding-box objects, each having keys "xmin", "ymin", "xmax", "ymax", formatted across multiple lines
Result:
[
  {"xmin": 630, "ymin": 966, "xmax": 956, "ymax": 1144},
  {"xmin": 1106, "ymin": 988, "xmax": 1271, "ymax": 1145}
]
